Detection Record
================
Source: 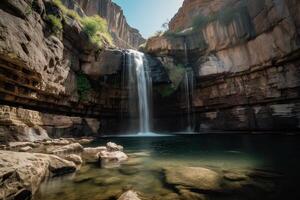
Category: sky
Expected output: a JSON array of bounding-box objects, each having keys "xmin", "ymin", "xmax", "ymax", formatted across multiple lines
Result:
[{"xmin": 112, "ymin": 0, "xmax": 184, "ymax": 38}]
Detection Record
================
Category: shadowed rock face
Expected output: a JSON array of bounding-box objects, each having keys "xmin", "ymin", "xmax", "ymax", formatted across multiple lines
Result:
[
  {"xmin": 0, "ymin": 0, "xmax": 136, "ymax": 141},
  {"xmin": 0, "ymin": 0, "xmax": 299, "ymax": 136},
  {"xmin": 146, "ymin": 0, "xmax": 300, "ymax": 132},
  {"xmin": 62, "ymin": 0, "xmax": 145, "ymax": 49}
]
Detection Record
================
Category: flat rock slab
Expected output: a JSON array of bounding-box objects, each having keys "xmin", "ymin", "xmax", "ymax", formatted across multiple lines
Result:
[
  {"xmin": 164, "ymin": 167, "xmax": 222, "ymax": 191},
  {"xmin": 49, "ymin": 143, "xmax": 83, "ymax": 155}
]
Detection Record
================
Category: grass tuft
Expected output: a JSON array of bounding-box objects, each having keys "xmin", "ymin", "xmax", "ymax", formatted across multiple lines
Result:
[
  {"xmin": 47, "ymin": 14, "xmax": 63, "ymax": 35},
  {"xmin": 81, "ymin": 16, "xmax": 113, "ymax": 47},
  {"xmin": 52, "ymin": 0, "xmax": 113, "ymax": 47}
]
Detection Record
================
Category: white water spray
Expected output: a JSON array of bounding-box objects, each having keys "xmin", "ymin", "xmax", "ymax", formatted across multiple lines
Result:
[
  {"xmin": 127, "ymin": 50, "xmax": 152, "ymax": 135},
  {"xmin": 183, "ymin": 67, "xmax": 194, "ymax": 132}
]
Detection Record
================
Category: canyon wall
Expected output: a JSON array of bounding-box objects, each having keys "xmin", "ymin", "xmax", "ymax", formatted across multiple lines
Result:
[
  {"xmin": 147, "ymin": 0, "xmax": 300, "ymax": 132},
  {"xmin": 0, "ymin": 0, "xmax": 131, "ymax": 143},
  {"xmin": 62, "ymin": 0, "xmax": 145, "ymax": 49}
]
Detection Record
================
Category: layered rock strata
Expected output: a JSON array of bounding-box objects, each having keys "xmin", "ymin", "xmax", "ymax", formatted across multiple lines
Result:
[
  {"xmin": 146, "ymin": 0, "xmax": 300, "ymax": 132},
  {"xmin": 0, "ymin": 0, "xmax": 132, "ymax": 141}
]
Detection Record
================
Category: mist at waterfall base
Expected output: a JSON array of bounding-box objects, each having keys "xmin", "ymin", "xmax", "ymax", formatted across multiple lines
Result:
[
  {"xmin": 110, "ymin": 49, "xmax": 195, "ymax": 137},
  {"xmin": 114, "ymin": 50, "xmax": 171, "ymax": 137}
]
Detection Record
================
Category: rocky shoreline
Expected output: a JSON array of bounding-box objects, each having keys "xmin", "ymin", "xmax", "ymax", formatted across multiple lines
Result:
[{"xmin": 0, "ymin": 137, "xmax": 134, "ymax": 200}]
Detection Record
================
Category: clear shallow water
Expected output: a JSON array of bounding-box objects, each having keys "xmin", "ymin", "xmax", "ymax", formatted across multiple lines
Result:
[{"xmin": 35, "ymin": 134, "xmax": 300, "ymax": 200}]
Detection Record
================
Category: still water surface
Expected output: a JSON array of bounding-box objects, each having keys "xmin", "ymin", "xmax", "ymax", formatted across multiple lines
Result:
[{"xmin": 35, "ymin": 134, "xmax": 300, "ymax": 200}]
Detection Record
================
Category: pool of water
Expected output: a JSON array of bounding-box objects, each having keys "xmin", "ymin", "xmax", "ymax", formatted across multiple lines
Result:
[{"xmin": 35, "ymin": 134, "xmax": 300, "ymax": 200}]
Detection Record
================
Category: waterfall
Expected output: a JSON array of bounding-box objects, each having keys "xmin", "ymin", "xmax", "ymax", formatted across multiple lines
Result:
[
  {"xmin": 183, "ymin": 67, "xmax": 194, "ymax": 132},
  {"xmin": 127, "ymin": 50, "xmax": 152, "ymax": 134}
]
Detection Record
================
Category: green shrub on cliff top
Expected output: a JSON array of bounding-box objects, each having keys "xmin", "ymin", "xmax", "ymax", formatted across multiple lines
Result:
[
  {"xmin": 47, "ymin": 14, "xmax": 63, "ymax": 35},
  {"xmin": 81, "ymin": 16, "xmax": 113, "ymax": 47},
  {"xmin": 53, "ymin": 0, "xmax": 81, "ymax": 21},
  {"xmin": 52, "ymin": 0, "xmax": 113, "ymax": 47}
]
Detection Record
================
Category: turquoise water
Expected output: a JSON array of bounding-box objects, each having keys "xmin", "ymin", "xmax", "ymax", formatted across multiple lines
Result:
[{"xmin": 35, "ymin": 134, "xmax": 300, "ymax": 200}]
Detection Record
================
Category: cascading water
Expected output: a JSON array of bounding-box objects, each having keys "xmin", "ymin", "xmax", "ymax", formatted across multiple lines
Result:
[
  {"xmin": 127, "ymin": 50, "xmax": 153, "ymax": 135},
  {"xmin": 183, "ymin": 67, "xmax": 195, "ymax": 132}
]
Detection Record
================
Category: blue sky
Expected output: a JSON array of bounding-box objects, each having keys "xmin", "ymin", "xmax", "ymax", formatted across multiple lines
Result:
[{"xmin": 112, "ymin": 0, "xmax": 184, "ymax": 38}]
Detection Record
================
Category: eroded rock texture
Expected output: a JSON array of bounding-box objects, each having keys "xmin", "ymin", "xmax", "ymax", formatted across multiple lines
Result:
[
  {"xmin": 61, "ymin": 0, "xmax": 145, "ymax": 49},
  {"xmin": 0, "ymin": 151, "xmax": 76, "ymax": 200},
  {"xmin": 146, "ymin": 0, "xmax": 300, "ymax": 132},
  {"xmin": 0, "ymin": 0, "xmax": 132, "ymax": 142}
]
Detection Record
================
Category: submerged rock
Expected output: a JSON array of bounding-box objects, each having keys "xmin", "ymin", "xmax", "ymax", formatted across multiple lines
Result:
[
  {"xmin": 223, "ymin": 171, "xmax": 248, "ymax": 182},
  {"xmin": 82, "ymin": 146, "xmax": 107, "ymax": 162},
  {"xmin": 118, "ymin": 190, "xmax": 141, "ymax": 200},
  {"xmin": 178, "ymin": 187, "xmax": 207, "ymax": 200},
  {"xmin": 123, "ymin": 158, "xmax": 144, "ymax": 167},
  {"xmin": 93, "ymin": 177, "xmax": 121, "ymax": 186},
  {"xmin": 119, "ymin": 167, "xmax": 141, "ymax": 175},
  {"xmin": 164, "ymin": 167, "xmax": 221, "ymax": 191},
  {"xmin": 129, "ymin": 151, "xmax": 151, "ymax": 158},
  {"xmin": 73, "ymin": 174, "xmax": 94, "ymax": 183}
]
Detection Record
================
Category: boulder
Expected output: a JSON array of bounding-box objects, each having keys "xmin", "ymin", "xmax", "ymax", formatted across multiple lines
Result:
[
  {"xmin": 164, "ymin": 167, "xmax": 222, "ymax": 191},
  {"xmin": 48, "ymin": 155, "xmax": 77, "ymax": 176},
  {"xmin": 0, "ymin": 151, "xmax": 76, "ymax": 199},
  {"xmin": 64, "ymin": 154, "xmax": 83, "ymax": 165},
  {"xmin": 49, "ymin": 143, "xmax": 83, "ymax": 155},
  {"xmin": 98, "ymin": 150, "xmax": 128, "ymax": 168},
  {"xmin": 82, "ymin": 146, "xmax": 107, "ymax": 162},
  {"xmin": 118, "ymin": 190, "xmax": 141, "ymax": 200},
  {"xmin": 106, "ymin": 142, "xmax": 124, "ymax": 152}
]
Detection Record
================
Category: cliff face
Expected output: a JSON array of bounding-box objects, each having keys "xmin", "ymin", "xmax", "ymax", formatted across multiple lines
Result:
[
  {"xmin": 146, "ymin": 0, "xmax": 300, "ymax": 132},
  {"xmin": 62, "ymin": 0, "xmax": 145, "ymax": 49},
  {"xmin": 1, "ymin": 0, "xmax": 300, "ymax": 141},
  {"xmin": 0, "ymin": 0, "xmax": 131, "ymax": 143}
]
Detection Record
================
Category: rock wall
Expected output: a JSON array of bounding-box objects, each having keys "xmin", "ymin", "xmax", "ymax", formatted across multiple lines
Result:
[
  {"xmin": 0, "ymin": 105, "xmax": 100, "ymax": 143},
  {"xmin": 0, "ymin": 0, "xmax": 131, "ymax": 142},
  {"xmin": 62, "ymin": 0, "xmax": 145, "ymax": 49},
  {"xmin": 146, "ymin": 0, "xmax": 300, "ymax": 132}
]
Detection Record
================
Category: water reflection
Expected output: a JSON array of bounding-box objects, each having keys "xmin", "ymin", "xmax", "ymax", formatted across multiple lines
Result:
[{"xmin": 36, "ymin": 134, "xmax": 300, "ymax": 200}]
